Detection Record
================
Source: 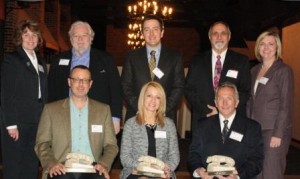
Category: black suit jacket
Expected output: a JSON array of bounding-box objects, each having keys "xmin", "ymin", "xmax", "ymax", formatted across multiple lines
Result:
[
  {"xmin": 188, "ymin": 114, "xmax": 263, "ymax": 179},
  {"xmin": 185, "ymin": 50, "xmax": 251, "ymax": 125},
  {"xmin": 47, "ymin": 48, "xmax": 122, "ymax": 119},
  {"xmin": 1, "ymin": 47, "xmax": 48, "ymax": 126},
  {"xmin": 121, "ymin": 45, "xmax": 185, "ymax": 121}
]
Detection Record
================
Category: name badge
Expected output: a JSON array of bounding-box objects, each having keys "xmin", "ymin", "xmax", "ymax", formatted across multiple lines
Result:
[
  {"xmin": 91, "ymin": 125, "xmax": 103, "ymax": 133},
  {"xmin": 153, "ymin": 67, "xmax": 164, "ymax": 79},
  {"xmin": 59, "ymin": 59, "xmax": 70, "ymax": 66},
  {"xmin": 259, "ymin": 77, "xmax": 269, "ymax": 85},
  {"xmin": 226, "ymin": 70, "xmax": 238, "ymax": 79},
  {"xmin": 38, "ymin": 65, "xmax": 44, "ymax": 73},
  {"xmin": 154, "ymin": 130, "xmax": 166, "ymax": 138},
  {"xmin": 229, "ymin": 131, "xmax": 243, "ymax": 142}
]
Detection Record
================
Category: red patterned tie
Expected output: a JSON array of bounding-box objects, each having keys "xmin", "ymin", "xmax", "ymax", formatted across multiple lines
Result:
[{"xmin": 213, "ymin": 55, "xmax": 222, "ymax": 90}]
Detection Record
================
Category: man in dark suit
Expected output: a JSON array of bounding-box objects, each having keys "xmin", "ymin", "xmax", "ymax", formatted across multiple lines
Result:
[
  {"xmin": 48, "ymin": 21, "xmax": 122, "ymax": 134},
  {"xmin": 188, "ymin": 82, "xmax": 263, "ymax": 179},
  {"xmin": 35, "ymin": 65, "xmax": 118, "ymax": 179},
  {"xmin": 121, "ymin": 15, "xmax": 185, "ymax": 124},
  {"xmin": 185, "ymin": 21, "xmax": 250, "ymax": 131}
]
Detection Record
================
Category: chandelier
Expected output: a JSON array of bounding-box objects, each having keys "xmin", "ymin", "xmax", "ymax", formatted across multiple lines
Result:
[{"xmin": 127, "ymin": 0, "xmax": 173, "ymax": 49}]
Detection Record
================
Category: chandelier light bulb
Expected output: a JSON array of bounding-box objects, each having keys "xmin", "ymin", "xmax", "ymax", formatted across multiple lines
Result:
[{"xmin": 127, "ymin": 0, "xmax": 174, "ymax": 49}]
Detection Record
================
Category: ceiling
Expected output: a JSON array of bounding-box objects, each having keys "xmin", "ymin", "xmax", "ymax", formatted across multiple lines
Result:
[{"xmin": 67, "ymin": 0, "xmax": 300, "ymax": 50}]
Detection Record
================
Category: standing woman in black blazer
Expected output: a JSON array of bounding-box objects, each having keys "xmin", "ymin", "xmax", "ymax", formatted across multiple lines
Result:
[{"xmin": 1, "ymin": 20, "xmax": 48, "ymax": 179}]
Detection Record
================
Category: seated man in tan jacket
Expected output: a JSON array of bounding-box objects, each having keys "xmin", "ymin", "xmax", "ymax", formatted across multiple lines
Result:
[{"xmin": 35, "ymin": 65, "xmax": 118, "ymax": 179}]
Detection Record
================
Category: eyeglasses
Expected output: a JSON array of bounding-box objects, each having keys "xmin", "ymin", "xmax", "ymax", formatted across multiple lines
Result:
[{"xmin": 69, "ymin": 77, "xmax": 91, "ymax": 84}]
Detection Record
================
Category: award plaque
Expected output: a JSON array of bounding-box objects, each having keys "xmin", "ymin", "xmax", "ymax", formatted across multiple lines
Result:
[
  {"xmin": 206, "ymin": 155, "xmax": 238, "ymax": 176},
  {"xmin": 133, "ymin": 156, "xmax": 166, "ymax": 178},
  {"xmin": 65, "ymin": 152, "xmax": 96, "ymax": 173}
]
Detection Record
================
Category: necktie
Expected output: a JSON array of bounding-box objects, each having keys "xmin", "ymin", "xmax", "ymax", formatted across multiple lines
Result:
[
  {"xmin": 149, "ymin": 50, "xmax": 156, "ymax": 80},
  {"xmin": 213, "ymin": 55, "xmax": 222, "ymax": 90},
  {"xmin": 222, "ymin": 120, "xmax": 229, "ymax": 143}
]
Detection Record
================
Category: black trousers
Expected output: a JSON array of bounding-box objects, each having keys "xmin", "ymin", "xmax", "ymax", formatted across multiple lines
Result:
[
  {"xmin": 48, "ymin": 173, "xmax": 105, "ymax": 179},
  {"xmin": 1, "ymin": 123, "xmax": 39, "ymax": 179}
]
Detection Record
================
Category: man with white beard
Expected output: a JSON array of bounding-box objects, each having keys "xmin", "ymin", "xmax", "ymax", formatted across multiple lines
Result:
[{"xmin": 185, "ymin": 21, "xmax": 251, "ymax": 132}]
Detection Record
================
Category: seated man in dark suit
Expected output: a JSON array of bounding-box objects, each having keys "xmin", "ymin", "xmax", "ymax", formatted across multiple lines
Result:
[{"xmin": 188, "ymin": 82, "xmax": 263, "ymax": 179}]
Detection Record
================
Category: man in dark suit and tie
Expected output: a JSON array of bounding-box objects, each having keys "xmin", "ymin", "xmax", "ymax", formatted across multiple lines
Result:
[
  {"xmin": 185, "ymin": 21, "xmax": 251, "ymax": 131},
  {"xmin": 188, "ymin": 82, "xmax": 263, "ymax": 179},
  {"xmin": 48, "ymin": 21, "xmax": 122, "ymax": 134},
  {"xmin": 121, "ymin": 15, "xmax": 185, "ymax": 124}
]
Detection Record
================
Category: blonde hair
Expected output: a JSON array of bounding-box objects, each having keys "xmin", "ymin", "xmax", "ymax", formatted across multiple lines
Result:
[
  {"xmin": 254, "ymin": 31, "xmax": 282, "ymax": 62},
  {"xmin": 136, "ymin": 81, "xmax": 166, "ymax": 127}
]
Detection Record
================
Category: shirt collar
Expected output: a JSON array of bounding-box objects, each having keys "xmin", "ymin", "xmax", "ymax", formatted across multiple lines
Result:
[
  {"xmin": 212, "ymin": 49, "xmax": 228, "ymax": 61},
  {"xmin": 72, "ymin": 47, "xmax": 91, "ymax": 58},
  {"xmin": 146, "ymin": 44, "xmax": 161, "ymax": 58},
  {"xmin": 219, "ymin": 111, "xmax": 236, "ymax": 129}
]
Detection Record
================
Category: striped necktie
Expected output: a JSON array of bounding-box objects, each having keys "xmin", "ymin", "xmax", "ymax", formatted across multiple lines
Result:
[
  {"xmin": 222, "ymin": 120, "xmax": 229, "ymax": 143},
  {"xmin": 149, "ymin": 50, "xmax": 156, "ymax": 80}
]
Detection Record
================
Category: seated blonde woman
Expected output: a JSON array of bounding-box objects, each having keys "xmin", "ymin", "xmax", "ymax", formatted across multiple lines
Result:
[{"xmin": 120, "ymin": 81, "xmax": 180, "ymax": 179}]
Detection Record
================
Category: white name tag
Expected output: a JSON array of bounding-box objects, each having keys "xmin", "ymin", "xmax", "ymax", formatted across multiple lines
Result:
[
  {"xmin": 38, "ymin": 65, "xmax": 44, "ymax": 73},
  {"xmin": 154, "ymin": 130, "xmax": 166, "ymax": 138},
  {"xmin": 226, "ymin": 70, "xmax": 238, "ymax": 79},
  {"xmin": 153, "ymin": 67, "xmax": 164, "ymax": 79},
  {"xmin": 229, "ymin": 131, "xmax": 243, "ymax": 142},
  {"xmin": 59, "ymin": 59, "xmax": 70, "ymax": 66},
  {"xmin": 91, "ymin": 125, "xmax": 103, "ymax": 133},
  {"xmin": 259, "ymin": 77, "xmax": 269, "ymax": 85}
]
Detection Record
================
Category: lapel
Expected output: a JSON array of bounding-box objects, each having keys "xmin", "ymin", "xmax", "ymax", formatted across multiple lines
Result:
[
  {"xmin": 205, "ymin": 51, "xmax": 214, "ymax": 91},
  {"xmin": 220, "ymin": 50, "xmax": 233, "ymax": 82},
  {"xmin": 253, "ymin": 60, "xmax": 282, "ymax": 97},
  {"xmin": 250, "ymin": 64, "xmax": 261, "ymax": 97},
  {"xmin": 156, "ymin": 45, "xmax": 167, "ymax": 70},
  {"xmin": 88, "ymin": 48, "xmax": 102, "ymax": 72},
  {"xmin": 16, "ymin": 47, "xmax": 39, "ymax": 76},
  {"xmin": 61, "ymin": 98, "xmax": 72, "ymax": 143},
  {"xmin": 137, "ymin": 47, "xmax": 152, "ymax": 80},
  {"xmin": 225, "ymin": 114, "xmax": 245, "ymax": 144},
  {"xmin": 88, "ymin": 99, "xmax": 95, "ymax": 154},
  {"xmin": 136, "ymin": 121, "xmax": 149, "ymax": 154},
  {"xmin": 214, "ymin": 115, "xmax": 223, "ymax": 143}
]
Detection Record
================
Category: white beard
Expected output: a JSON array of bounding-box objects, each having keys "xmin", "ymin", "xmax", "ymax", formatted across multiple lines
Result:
[{"xmin": 214, "ymin": 42, "xmax": 226, "ymax": 50}]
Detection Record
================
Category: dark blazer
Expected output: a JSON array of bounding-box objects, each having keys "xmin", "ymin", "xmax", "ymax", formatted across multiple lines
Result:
[
  {"xmin": 121, "ymin": 45, "xmax": 185, "ymax": 121},
  {"xmin": 185, "ymin": 50, "xmax": 251, "ymax": 125},
  {"xmin": 47, "ymin": 48, "xmax": 122, "ymax": 119},
  {"xmin": 1, "ymin": 47, "xmax": 48, "ymax": 178},
  {"xmin": 1, "ymin": 46, "xmax": 48, "ymax": 126},
  {"xmin": 188, "ymin": 114, "xmax": 263, "ymax": 179},
  {"xmin": 247, "ymin": 60, "xmax": 294, "ymax": 138}
]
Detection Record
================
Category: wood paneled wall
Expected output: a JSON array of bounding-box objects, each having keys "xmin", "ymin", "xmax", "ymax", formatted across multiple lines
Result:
[{"xmin": 282, "ymin": 22, "xmax": 300, "ymax": 141}]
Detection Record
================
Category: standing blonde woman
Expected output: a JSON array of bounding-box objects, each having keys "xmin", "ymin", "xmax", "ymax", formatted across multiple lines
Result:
[
  {"xmin": 120, "ymin": 81, "xmax": 180, "ymax": 179},
  {"xmin": 247, "ymin": 31, "xmax": 294, "ymax": 179}
]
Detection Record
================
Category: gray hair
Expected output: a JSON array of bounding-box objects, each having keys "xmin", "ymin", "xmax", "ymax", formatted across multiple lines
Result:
[
  {"xmin": 208, "ymin": 21, "xmax": 231, "ymax": 37},
  {"xmin": 68, "ymin": 21, "xmax": 95, "ymax": 39},
  {"xmin": 215, "ymin": 82, "xmax": 239, "ymax": 100}
]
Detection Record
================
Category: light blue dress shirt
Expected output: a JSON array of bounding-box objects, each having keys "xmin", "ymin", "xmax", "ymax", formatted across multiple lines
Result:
[{"xmin": 70, "ymin": 99, "xmax": 94, "ymax": 160}]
